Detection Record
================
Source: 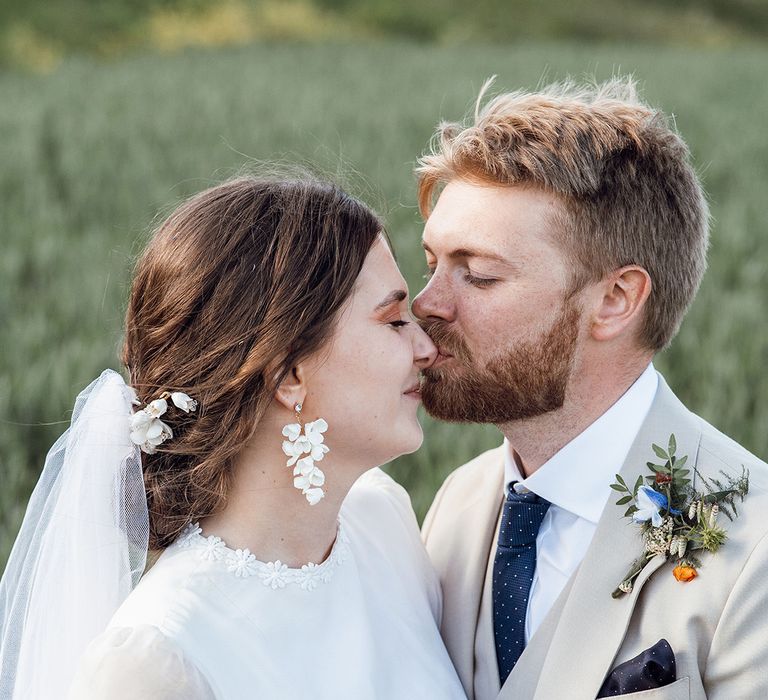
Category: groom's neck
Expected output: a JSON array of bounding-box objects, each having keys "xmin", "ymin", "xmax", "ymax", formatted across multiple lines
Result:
[{"xmin": 498, "ymin": 355, "xmax": 653, "ymax": 478}]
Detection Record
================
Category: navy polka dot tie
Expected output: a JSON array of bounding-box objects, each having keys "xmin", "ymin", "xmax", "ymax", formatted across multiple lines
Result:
[{"xmin": 492, "ymin": 483, "xmax": 551, "ymax": 685}]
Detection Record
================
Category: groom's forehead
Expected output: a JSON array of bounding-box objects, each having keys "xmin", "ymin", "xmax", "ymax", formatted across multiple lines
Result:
[
  {"xmin": 423, "ymin": 211, "xmax": 554, "ymax": 264},
  {"xmin": 423, "ymin": 182, "xmax": 564, "ymax": 258}
]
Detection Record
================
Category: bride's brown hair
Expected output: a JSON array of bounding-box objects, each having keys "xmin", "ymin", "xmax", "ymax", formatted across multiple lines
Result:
[{"xmin": 122, "ymin": 175, "xmax": 382, "ymax": 549}]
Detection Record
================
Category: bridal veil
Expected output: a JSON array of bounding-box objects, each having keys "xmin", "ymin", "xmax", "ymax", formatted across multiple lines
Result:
[{"xmin": 0, "ymin": 370, "xmax": 148, "ymax": 699}]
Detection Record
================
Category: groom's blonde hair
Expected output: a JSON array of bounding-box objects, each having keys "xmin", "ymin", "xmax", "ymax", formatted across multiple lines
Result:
[{"xmin": 416, "ymin": 77, "xmax": 709, "ymax": 351}]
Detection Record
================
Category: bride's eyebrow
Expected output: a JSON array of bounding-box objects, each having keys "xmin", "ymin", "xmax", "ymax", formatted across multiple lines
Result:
[{"xmin": 374, "ymin": 289, "xmax": 408, "ymax": 312}]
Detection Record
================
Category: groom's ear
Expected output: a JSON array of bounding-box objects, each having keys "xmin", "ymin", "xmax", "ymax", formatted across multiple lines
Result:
[
  {"xmin": 274, "ymin": 365, "xmax": 308, "ymax": 412},
  {"xmin": 589, "ymin": 265, "xmax": 652, "ymax": 342}
]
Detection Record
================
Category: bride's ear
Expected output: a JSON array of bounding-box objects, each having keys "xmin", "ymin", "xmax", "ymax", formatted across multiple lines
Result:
[{"xmin": 274, "ymin": 365, "xmax": 308, "ymax": 412}]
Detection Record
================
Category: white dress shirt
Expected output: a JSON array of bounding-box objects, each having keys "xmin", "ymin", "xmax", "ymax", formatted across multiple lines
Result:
[{"xmin": 502, "ymin": 363, "xmax": 659, "ymax": 642}]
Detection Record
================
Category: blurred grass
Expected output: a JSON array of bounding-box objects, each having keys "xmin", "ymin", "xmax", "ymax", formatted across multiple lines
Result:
[{"xmin": 1, "ymin": 40, "xmax": 768, "ymax": 568}]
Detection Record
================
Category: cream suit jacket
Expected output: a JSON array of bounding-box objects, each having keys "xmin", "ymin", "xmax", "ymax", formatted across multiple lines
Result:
[{"xmin": 423, "ymin": 375, "xmax": 768, "ymax": 700}]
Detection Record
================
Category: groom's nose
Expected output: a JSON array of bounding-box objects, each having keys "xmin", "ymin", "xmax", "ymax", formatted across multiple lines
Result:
[{"xmin": 412, "ymin": 279, "xmax": 455, "ymax": 323}]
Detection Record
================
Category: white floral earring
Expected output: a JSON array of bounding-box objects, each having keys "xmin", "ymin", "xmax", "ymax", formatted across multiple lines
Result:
[{"xmin": 281, "ymin": 402, "xmax": 329, "ymax": 505}]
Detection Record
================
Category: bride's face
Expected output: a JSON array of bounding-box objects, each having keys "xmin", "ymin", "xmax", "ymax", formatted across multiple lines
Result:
[{"xmin": 301, "ymin": 236, "xmax": 437, "ymax": 469}]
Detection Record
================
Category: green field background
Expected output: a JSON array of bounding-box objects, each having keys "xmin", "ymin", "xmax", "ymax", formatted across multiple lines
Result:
[{"xmin": 2, "ymin": 39, "xmax": 767, "ymax": 568}]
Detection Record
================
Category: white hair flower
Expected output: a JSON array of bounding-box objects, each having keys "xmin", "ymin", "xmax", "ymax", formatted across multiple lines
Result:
[
  {"xmin": 128, "ymin": 388, "xmax": 197, "ymax": 454},
  {"xmin": 129, "ymin": 408, "xmax": 173, "ymax": 454},
  {"xmin": 129, "ymin": 409, "xmax": 152, "ymax": 433},
  {"xmin": 171, "ymin": 391, "xmax": 198, "ymax": 413},
  {"xmin": 145, "ymin": 398, "xmax": 168, "ymax": 418}
]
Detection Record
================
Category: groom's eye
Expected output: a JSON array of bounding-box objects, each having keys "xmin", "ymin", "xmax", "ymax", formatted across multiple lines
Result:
[
  {"xmin": 422, "ymin": 268, "xmax": 434, "ymax": 281},
  {"xmin": 464, "ymin": 273, "xmax": 497, "ymax": 288}
]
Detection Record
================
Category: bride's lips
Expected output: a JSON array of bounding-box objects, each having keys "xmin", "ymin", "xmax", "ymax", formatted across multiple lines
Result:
[{"xmin": 403, "ymin": 382, "xmax": 422, "ymax": 400}]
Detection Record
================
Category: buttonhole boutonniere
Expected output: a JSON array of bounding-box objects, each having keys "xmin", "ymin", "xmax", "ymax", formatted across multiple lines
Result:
[{"xmin": 610, "ymin": 433, "xmax": 749, "ymax": 598}]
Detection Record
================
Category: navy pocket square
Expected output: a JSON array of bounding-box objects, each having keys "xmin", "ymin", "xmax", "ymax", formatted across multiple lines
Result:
[{"xmin": 597, "ymin": 639, "xmax": 676, "ymax": 698}]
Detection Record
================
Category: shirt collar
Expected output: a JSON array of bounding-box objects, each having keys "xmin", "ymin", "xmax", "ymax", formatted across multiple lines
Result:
[{"xmin": 503, "ymin": 363, "xmax": 659, "ymax": 524}]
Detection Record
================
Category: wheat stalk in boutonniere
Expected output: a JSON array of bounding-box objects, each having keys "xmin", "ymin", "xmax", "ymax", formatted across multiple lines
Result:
[{"xmin": 610, "ymin": 433, "xmax": 749, "ymax": 599}]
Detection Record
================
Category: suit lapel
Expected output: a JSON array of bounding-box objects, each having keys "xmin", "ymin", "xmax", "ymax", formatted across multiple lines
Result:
[
  {"xmin": 527, "ymin": 376, "xmax": 703, "ymax": 699},
  {"xmin": 440, "ymin": 453, "xmax": 505, "ymax": 698},
  {"xmin": 473, "ymin": 509, "xmax": 502, "ymax": 700}
]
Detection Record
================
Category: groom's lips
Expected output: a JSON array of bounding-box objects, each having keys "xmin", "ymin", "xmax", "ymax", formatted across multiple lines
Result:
[{"xmin": 432, "ymin": 349, "xmax": 454, "ymax": 367}]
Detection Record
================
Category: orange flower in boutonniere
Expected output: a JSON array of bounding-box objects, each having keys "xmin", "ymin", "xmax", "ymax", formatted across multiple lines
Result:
[
  {"xmin": 610, "ymin": 434, "xmax": 750, "ymax": 598},
  {"xmin": 673, "ymin": 565, "xmax": 698, "ymax": 582}
]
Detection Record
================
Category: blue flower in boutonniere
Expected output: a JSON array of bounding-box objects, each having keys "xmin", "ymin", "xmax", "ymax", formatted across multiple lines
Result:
[
  {"xmin": 633, "ymin": 485, "xmax": 681, "ymax": 527},
  {"xmin": 610, "ymin": 434, "xmax": 749, "ymax": 598}
]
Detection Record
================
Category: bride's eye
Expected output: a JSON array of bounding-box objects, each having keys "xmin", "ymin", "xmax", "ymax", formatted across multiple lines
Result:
[{"xmin": 388, "ymin": 320, "xmax": 410, "ymax": 328}]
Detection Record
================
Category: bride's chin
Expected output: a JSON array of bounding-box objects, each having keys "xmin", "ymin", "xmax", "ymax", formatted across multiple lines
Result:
[{"xmin": 398, "ymin": 420, "xmax": 424, "ymax": 456}]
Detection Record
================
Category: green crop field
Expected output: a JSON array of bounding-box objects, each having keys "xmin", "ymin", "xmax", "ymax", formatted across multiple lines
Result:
[{"xmin": 2, "ymin": 40, "xmax": 767, "ymax": 568}]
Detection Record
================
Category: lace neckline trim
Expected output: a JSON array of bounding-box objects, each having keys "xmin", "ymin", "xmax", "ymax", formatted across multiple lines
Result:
[{"xmin": 174, "ymin": 520, "xmax": 350, "ymax": 590}]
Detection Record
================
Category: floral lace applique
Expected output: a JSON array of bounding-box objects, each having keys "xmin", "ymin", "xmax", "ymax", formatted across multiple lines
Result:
[
  {"xmin": 175, "ymin": 521, "xmax": 349, "ymax": 590},
  {"xmin": 260, "ymin": 561, "xmax": 290, "ymax": 589},
  {"xmin": 200, "ymin": 535, "xmax": 226, "ymax": 561},
  {"xmin": 228, "ymin": 548, "xmax": 260, "ymax": 578},
  {"xmin": 176, "ymin": 523, "xmax": 202, "ymax": 548}
]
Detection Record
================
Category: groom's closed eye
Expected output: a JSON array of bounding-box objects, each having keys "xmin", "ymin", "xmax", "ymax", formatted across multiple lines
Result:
[
  {"xmin": 463, "ymin": 272, "xmax": 498, "ymax": 288},
  {"xmin": 421, "ymin": 241, "xmax": 522, "ymax": 278},
  {"xmin": 423, "ymin": 265, "xmax": 500, "ymax": 288}
]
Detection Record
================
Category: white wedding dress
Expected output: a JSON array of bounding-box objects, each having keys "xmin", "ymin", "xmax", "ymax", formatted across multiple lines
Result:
[{"xmin": 68, "ymin": 468, "xmax": 467, "ymax": 699}]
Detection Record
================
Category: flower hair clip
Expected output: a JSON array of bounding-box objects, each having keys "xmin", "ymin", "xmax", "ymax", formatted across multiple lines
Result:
[{"xmin": 128, "ymin": 389, "xmax": 198, "ymax": 455}]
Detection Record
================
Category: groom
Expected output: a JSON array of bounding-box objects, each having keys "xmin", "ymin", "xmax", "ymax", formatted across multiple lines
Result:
[{"xmin": 414, "ymin": 79, "xmax": 768, "ymax": 700}]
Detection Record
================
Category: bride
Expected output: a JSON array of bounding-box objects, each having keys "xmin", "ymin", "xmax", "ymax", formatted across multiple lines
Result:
[{"xmin": 0, "ymin": 176, "xmax": 467, "ymax": 699}]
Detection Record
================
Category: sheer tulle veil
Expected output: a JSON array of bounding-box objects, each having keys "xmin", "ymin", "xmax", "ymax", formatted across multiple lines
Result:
[{"xmin": 0, "ymin": 369, "xmax": 149, "ymax": 699}]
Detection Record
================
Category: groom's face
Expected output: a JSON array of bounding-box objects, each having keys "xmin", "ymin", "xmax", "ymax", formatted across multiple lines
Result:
[{"xmin": 412, "ymin": 180, "xmax": 583, "ymax": 424}]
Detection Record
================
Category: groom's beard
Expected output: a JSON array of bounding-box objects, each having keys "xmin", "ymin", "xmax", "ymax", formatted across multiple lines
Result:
[{"xmin": 419, "ymin": 301, "xmax": 580, "ymax": 424}]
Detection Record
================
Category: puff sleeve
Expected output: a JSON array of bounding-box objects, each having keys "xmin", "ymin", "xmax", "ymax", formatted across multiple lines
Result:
[{"xmin": 68, "ymin": 625, "xmax": 216, "ymax": 699}]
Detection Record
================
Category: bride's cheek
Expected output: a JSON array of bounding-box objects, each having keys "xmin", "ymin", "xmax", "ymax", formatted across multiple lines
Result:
[{"xmin": 395, "ymin": 332, "xmax": 413, "ymax": 369}]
